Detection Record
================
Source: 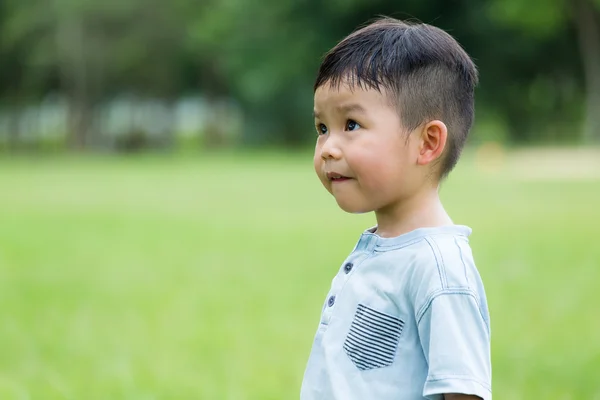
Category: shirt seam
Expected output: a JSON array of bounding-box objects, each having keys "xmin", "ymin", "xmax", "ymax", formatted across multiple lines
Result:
[
  {"xmin": 454, "ymin": 236, "xmax": 470, "ymax": 288},
  {"xmin": 432, "ymin": 237, "xmax": 448, "ymax": 288},
  {"xmin": 417, "ymin": 290, "xmax": 491, "ymax": 335},
  {"xmin": 426, "ymin": 375, "xmax": 492, "ymax": 391},
  {"xmin": 373, "ymin": 232, "xmax": 470, "ymax": 251},
  {"xmin": 416, "ymin": 289, "xmax": 480, "ymax": 325},
  {"xmin": 424, "ymin": 237, "xmax": 447, "ymax": 289},
  {"xmin": 373, "ymin": 237, "xmax": 427, "ymax": 251}
]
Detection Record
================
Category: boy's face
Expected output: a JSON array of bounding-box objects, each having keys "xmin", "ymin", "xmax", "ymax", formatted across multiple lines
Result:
[{"xmin": 313, "ymin": 82, "xmax": 424, "ymax": 214}]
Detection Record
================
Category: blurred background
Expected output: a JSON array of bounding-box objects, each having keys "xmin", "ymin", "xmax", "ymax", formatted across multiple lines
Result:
[
  {"xmin": 0, "ymin": 0, "xmax": 599, "ymax": 150},
  {"xmin": 1, "ymin": 0, "xmax": 599, "ymax": 399}
]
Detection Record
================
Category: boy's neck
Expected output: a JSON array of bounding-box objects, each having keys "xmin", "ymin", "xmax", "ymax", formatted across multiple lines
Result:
[{"xmin": 373, "ymin": 187, "xmax": 453, "ymax": 238}]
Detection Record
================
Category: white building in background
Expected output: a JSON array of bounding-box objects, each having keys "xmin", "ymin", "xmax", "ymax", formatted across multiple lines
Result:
[{"xmin": 0, "ymin": 93, "xmax": 241, "ymax": 149}]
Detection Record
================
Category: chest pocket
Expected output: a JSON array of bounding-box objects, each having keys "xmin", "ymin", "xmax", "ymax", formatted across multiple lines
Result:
[{"xmin": 343, "ymin": 304, "xmax": 404, "ymax": 371}]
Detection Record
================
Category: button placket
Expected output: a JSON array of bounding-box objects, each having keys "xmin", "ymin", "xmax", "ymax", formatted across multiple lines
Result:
[
  {"xmin": 327, "ymin": 295, "xmax": 336, "ymax": 307},
  {"xmin": 321, "ymin": 254, "xmax": 365, "ymax": 325},
  {"xmin": 343, "ymin": 262, "xmax": 353, "ymax": 273}
]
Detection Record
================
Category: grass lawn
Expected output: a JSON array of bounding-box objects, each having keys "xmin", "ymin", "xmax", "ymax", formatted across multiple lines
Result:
[{"xmin": 0, "ymin": 148, "xmax": 599, "ymax": 399}]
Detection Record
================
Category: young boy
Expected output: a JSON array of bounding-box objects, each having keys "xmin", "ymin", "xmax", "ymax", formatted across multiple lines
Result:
[{"xmin": 301, "ymin": 17, "xmax": 491, "ymax": 400}]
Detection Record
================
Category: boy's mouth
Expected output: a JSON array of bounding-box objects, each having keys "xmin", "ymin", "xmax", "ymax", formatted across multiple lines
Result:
[{"xmin": 326, "ymin": 172, "xmax": 351, "ymax": 182}]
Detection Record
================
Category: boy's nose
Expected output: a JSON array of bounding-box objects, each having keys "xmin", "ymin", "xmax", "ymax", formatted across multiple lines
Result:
[{"xmin": 320, "ymin": 137, "xmax": 343, "ymax": 160}]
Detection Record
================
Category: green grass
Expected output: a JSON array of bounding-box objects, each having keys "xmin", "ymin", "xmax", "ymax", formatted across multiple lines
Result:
[{"xmin": 0, "ymin": 149, "xmax": 599, "ymax": 399}]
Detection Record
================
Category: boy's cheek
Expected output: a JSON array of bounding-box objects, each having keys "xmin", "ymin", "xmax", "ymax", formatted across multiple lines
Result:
[
  {"xmin": 319, "ymin": 175, "xmax": 332, "ymax": 193},
  {"xmin": 312, "ymin": 160, "xmax": 331, "ymax": 192},
  {"xmin": 313, "ymin": 156, "xmax": 321, "ymax": 177}
]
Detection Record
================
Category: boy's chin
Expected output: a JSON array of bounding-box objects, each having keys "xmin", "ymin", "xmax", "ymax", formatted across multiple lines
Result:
[{"xmin": 335, "ymin": 200, "xmax": 372, "ymax": 215}]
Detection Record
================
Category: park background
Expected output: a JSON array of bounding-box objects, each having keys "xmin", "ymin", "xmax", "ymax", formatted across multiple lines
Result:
[{"xmin": 1, "ymin": 0, "xmax": 599, "ymax": 398}]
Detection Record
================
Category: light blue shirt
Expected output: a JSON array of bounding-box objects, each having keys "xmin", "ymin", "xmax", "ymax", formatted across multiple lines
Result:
[{"xmin": 301, "ymin": 225, "xmax": 492, "ymax": 400}]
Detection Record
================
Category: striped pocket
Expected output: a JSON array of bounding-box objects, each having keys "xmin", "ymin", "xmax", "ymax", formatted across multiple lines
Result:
[{"xmin": 343, "ymin": 304, "xmax": 404, "ymax": 371}]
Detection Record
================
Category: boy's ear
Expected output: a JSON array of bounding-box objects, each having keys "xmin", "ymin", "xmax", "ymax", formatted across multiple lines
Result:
[{"xmin": 416, "ymin": 120, "xmax": 447, "ymax": 166}]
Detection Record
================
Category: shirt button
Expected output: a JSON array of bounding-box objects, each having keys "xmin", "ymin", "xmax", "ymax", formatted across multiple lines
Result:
[
  {"xmin": 344, "ymin": 262, "xmax": 353, "ymax": 273},
  {"xmin": 328, "ymin": 295, "xmax": 336, "ymax": 307}
]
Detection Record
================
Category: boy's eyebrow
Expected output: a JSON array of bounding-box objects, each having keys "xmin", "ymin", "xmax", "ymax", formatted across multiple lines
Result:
[
  {"xmin": 337, "ymin": 103, "xmax": 366, "ymax": 114},
  {"xmin": 313, "ymin": 104, "xmax": 366, "ymax": 119}
]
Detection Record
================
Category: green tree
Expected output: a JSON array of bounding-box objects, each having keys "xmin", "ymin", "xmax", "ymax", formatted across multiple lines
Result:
[
  {"xmin": 489, "ymin": 0, "xmax": 600, "ymax": 142},
  {"xmin": 1, "ymin": 0, "xmax": 189, "ymax": 149}
]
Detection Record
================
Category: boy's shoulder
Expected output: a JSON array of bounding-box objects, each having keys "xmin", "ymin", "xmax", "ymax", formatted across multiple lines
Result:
[
  {"xmin": 361, "ymin": 225, "xmax": 484, "ymax": 310},
  {"xmin": 410, "ymin": 225, "xmax": 477, "ymax": 290},
  {"xmin": 366, "ymin": 225, "xmax": 474, "ymax": 276}
]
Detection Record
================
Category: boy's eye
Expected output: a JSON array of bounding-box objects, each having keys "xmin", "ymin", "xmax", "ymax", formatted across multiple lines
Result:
[
  {"xmin": 346, "ymin": 120, "xmax": 361, "ymax": 131},
  {"xmin": 317, "ymin": 123, "xmax": 328, "ymax": 135}
]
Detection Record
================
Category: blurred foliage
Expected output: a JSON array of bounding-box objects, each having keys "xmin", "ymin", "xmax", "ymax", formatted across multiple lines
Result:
[{"xmin": 0, "ymin": 0, "xmax": 599, "ymax": 150}]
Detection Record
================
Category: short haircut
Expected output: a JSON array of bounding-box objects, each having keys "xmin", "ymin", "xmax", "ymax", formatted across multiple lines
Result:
[{"xmin": 314, "ymin": 17, "xmax": 479, "ymax": 179}]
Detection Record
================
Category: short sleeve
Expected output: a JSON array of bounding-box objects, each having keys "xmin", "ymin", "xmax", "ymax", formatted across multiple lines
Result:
[{"xmin": 416, "ymin": 291, "xmax": 492, "ymax": 400}]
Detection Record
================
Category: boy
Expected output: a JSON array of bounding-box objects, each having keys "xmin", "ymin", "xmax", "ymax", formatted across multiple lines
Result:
[{"xmin": 301, "ymin": 17, "xmax": 491, "ymax": 400}]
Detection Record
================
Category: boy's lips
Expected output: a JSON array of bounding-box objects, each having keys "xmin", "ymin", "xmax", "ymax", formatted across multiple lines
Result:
[{"xmin": 326, "ymin": 171, "xmax": 352, "ymax": 182}]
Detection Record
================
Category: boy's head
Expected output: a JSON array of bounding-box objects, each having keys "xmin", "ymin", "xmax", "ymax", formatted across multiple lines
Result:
[{"xmin": 313, "ymin": 17, "xmax": 478, "ymax": 214}]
